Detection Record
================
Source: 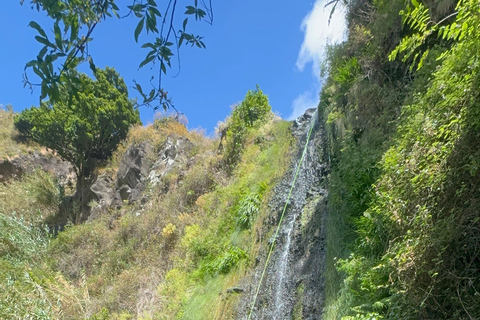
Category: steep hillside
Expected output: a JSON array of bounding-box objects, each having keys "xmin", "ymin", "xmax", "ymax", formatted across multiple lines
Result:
[
  {"xmin": 1, "ymin": 88, "xmax": 306, "ymax": 319},
  {"xmin": 322, "ymin": 0, "xmax": 480, "ymax": 319}
]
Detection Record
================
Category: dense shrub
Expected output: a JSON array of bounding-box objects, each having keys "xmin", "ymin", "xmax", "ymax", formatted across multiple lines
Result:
[
  {"xmin": 223, "ymin": 86, "xmax": 271, "ymax": 172},
  {"xmin": 323, "ymin": 0, "xmax": 480, "ymax": 319}
]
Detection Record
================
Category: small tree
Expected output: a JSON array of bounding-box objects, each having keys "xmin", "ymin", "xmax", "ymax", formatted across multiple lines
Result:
[
  {"xmin": 15, "ymin": 67, "xmax": 140, "ymax": 219},
  {"xmin": 223, "ymin": 86, "xmax": 271, "ymax": 172}
]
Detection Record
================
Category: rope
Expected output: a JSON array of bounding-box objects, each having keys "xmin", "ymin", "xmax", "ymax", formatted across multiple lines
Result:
[{"xmin": 247, "ymin": 110, "xmax": 318, "ymax": 319}]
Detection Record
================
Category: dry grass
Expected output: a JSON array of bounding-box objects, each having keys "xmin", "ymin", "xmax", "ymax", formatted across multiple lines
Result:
[
  {"xmin": 2, "ymin": 109, "xmax": 293, "ymax": 319},
  {"xmin": 0, "ymin": 110, "xmax": 33, "ymax": 159}
]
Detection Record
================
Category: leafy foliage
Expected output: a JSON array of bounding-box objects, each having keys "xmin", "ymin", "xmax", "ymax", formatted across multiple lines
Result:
[
  {"xmin": 235, "ymin": 184, "xmax": 266, "ymax": 229},
  {"xmin": 323, "ymin": 0, "xmax": 480, "ymax": 319},
  {"xmin": 389, "ymin": 0, "xmax": 477, "ymax": 70},
  {"xmin": 15, "ymin": 67, "xmax": 140, "ymax": 182},
  {"xmin": 222, "ymin": 86, "xmax": 272, "ymax": 172},
  {"xmin": 22, "ymin": 0, "xmax": 213, "ymax": 110}
]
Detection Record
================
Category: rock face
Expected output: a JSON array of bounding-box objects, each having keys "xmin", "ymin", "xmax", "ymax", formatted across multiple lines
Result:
[
  {"xmin": 110, "ymin": 135, "xmax": 195, "ymax": 207},
  {"xmin": 114, "ymin": 140, "xmax": 155, "ymax": 204},
  {"xmin": 148, "ymin": 134, "xmax": 195, "ymax": 188},
  {"xmin": 0, "ymin": 151, "xmax": 74, "ymax": 185},
  {"xmin": 236, "ymin": 108, "xmax": 328, "ymax": 320}
]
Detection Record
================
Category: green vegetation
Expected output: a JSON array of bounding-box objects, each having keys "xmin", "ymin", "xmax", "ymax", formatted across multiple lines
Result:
[
  {"xmin": 5, "ymin": 0, "xmax": 480, "ymax": 318},
  {"xmin": 0, "ymin": 88, "xmax": 293, "ymax": 319},
  {"xmin": 0, "ymin": 107, "xmax": 39, "ymax": 158},
  {"xmin": 15, "ymin": 68, "xmax": 140, "ymax": 217},
  {"xmin": 22, "ymin": 0, "xmax": 212, "ymax": 109},
  {"xmin": 323, "ymin": 0, "xmax": 480, "ymax": 319},
  {"xmin": 222, "ymin": 86, "xmax": 272, "ymax": 172}
]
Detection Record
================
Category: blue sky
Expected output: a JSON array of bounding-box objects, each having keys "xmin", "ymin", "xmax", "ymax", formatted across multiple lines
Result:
[{"xmin": 0, "ymin": 0, "xmax": 346, "ymax": 134}]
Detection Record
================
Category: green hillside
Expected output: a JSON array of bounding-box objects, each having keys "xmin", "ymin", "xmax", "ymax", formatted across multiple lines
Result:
[
  {"xmin": 1, "ymin": 88, "xmax": 295, "ymax": 319},
  {"xmin": 1, "ymin": 0, "xmax": 480, "ymax": 319},
  {"xmin": 322, "ymin": 0, "xmax": 480, "ymax": 319}
]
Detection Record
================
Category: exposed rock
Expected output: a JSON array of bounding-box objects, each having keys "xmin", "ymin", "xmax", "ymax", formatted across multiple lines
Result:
[
  {"xmin": 85, "ymin": 174, "xmax": 115, "ymax": 221},
  {"xmin": 116, "ymin": 141, "xmax": 154, "ymax": 203},
  {"xmin": 236, "ymin": 108, "xmax": 328, "ymax": 320},
  {"xmin": 148, "ymin": 134, "xmax": 195, "ymax": 188},
  {"xmin": 116, "ymin": 185, "xmax": 132, "ymax": 202},
  {"xmin": 89, "ymin": 174, "xmax": 115, "ymax": 206},
  {"xmin": 0, "ymin": 159, "xmax": 22, "ymax": 182},
  {"xmin": 0, "ymin": 151, "xmax": 74, "ymax": 185},
  {"xmin": 227, "ymin": 287, "xmax": 244, "ymax": 294},
  {"xmin": 117, "ymin": 140, "xmax": 154, "ymax": 189}
]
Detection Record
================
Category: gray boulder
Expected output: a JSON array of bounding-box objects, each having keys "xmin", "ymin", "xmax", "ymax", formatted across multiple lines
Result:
[
  {"xmin": 89, "ymin": 174, "xmax": 115, "ymax": 206},
  {"xmin": 117, "ymin": 140, "xmax": 154, "ymax": 189}
]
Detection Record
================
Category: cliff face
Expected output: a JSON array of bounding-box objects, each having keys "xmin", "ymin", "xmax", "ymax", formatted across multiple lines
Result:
[{"xmin": 236, "ymin": 108, "xmax": 328, "ymax": 320}]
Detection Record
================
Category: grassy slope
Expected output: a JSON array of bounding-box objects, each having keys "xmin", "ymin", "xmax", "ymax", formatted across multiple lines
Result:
[
  {"xmin": 0, "ymin": 109, "xmax": 32, "ymax": 159},
  {"xmin": 0, "ymin": 98, "xmax": 293, "ymax": 319}
]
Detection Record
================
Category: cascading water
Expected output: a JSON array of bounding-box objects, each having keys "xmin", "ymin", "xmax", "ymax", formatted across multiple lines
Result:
[{"xmin": 238, "ymin": 108, "xmax": 328, "ymax": 320}]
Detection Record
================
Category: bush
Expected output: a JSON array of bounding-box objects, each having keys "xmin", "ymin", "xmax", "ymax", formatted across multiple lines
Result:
[{"xmin": 223, "ymin": 86, "xmax": 271, "ymax": 172}]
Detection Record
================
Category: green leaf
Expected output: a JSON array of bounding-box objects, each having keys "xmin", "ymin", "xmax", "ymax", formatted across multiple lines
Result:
[
  {"xmin": 149, "ymin": 6, "xmax": 161, "ymax": 17},
  {"xmin": 148, "ymin": 89, "xmax": 156, "ymax": 101},
  {"xmin": 185, "ymin": 6, "xmax": 196, "ymax": 15},
  {"xmin": 37, "ymin": 46, "xmax": 48, "ymax": 60},
  {"xmin": 196, "ymin": 9, "xmax": 206, "ymax": 20},
  {"xmin": 29, "ymin": 21, "xmax": 47, "ymax": 38},
  {"xmin": 146, "ymin": 14, "xmax": 158, "ymax": 33},
  {"xmin": 139, "ymin": 55, "xmax": 155, "ymax": 69},
  {"xmin": 135, "ymin": 17, "xmax": 145, "ymax": 43},
  {"xmin": 141, "ymin": 42, "xmax": 155, "ymax": 49},
  {"xmin": 54, "ymin": 22, "xmax": 63, "ymax": 51},
  {"xmin": 25, "ymin": 60, "xmax": 38, "ymax": 69},
  {"xmin": 35, "ymin": 36, "xmax": 54, "ymax": 48},
  {"xmin": 33, "ymin": 66, "xmax": 45, "ymax": 80},
  {"xmin": 110, "ymin": 2, "xmax": 119, "ymax": 11},
  {"xmin": 89, "ymin": 56, "xmax": 96, "ymax": 74},
  {"xmin": 161, "ymin": 61, "xmax": 167, "ymax": 74},
  {"xmin": 183, "ymin": 18, "xmax": 188, "ymax": 31},
  {"xmin": 70, "ymin": 19, "xmax": 79, "ymax": 42}
]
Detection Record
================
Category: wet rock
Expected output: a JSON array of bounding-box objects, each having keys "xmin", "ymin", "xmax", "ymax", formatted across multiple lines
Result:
[
  {"xmin": 227, "ymin": 287, "xmax": 244, "ymax": 294},
  {"xmin": 236, "ymin": 108, "xmax": 328, "ymax": 320}
]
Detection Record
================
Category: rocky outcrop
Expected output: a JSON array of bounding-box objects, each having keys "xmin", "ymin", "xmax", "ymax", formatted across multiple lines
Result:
[
  {"xmin": 0, "ymin": 151, "xmax": 74, "ymax": 185},
  {"xmin": 148, "ymin": 134, "xmax": 195, "ymax": 187},
  {"xmin": 114, "ymin": 140, "xmax": 155, "ymax": 205},
  {"xmin": 86, "ymin": 174, "xmax": 116, "ymax": 221},
  {"xmin": 109, "ymin": 135, "xmax": 195, "ymax": 207}
]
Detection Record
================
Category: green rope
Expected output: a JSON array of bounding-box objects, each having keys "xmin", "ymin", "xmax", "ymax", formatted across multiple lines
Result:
[{"xmin": 247, "ymin": 110, "xmax": 318, "ymax": 319}]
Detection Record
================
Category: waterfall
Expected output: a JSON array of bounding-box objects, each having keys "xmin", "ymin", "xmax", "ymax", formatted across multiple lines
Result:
[{"xmin": 240, "ymin": 107, "xmax": 328, "ymax": 320}]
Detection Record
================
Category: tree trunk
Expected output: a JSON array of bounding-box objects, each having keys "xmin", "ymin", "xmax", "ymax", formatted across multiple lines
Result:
[{"xmin": 74, "ymin": 173, "xmax": 96, "ymax": 224}]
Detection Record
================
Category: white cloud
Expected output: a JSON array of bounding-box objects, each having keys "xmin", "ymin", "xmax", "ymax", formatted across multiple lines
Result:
[
  {"xmin": 288, "ymin": 87, "xmax": 320, "ymax": 120},
  {"xmin": 296, "ymin": 0, "xmax": 347, "ymax": 76},
  {"xmin": 290, "ymin": 0, "xmax": 347, "ymax": 119}
]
